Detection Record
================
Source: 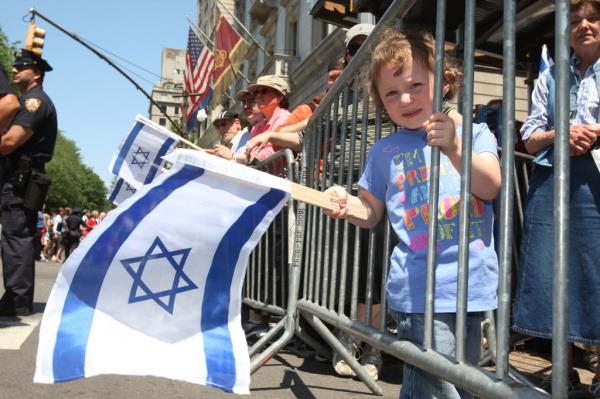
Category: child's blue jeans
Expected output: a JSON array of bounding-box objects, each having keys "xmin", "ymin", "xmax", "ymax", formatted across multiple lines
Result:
[{"xmin": 395, "ymin": 311, "xmax": 483, "ymax": 399}]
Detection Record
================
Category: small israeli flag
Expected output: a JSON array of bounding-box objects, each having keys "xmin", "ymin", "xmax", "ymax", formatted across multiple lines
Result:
[
  {"xmin": 107, "ymin": 177, "xmax": 137, "ymax": 206},
  {"xmin": 540, "ymin": 44, "xmax": 554, "ymax": 75},
  {"xmin": 109, "ymin": 114, "xmax": 180, "ymax": 189}
]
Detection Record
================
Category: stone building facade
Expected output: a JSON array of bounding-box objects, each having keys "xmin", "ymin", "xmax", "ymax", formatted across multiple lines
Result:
[{"xmin": 148, "ymin": 48, "xmax": 186, "ymax": 129}]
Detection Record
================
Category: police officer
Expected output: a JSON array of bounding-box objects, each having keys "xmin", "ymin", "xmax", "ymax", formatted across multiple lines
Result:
[{"xmin": 0, "ymin": 49, "xmax": 57, "ymax": 317}]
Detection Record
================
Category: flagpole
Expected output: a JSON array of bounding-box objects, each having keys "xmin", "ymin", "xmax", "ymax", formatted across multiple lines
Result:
[{"xmin": 214, "ymin": 0, "xmax": 271, "ymax": 59}]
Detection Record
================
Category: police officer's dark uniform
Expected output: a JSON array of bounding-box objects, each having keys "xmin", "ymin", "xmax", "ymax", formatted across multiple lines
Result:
[{"xmin": 0, "ymin": 49, "xmax": 57, "ymax": 316}]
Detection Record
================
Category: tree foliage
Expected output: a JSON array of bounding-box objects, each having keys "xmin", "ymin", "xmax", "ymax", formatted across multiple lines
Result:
[
  {"xmin": 45, "ymin": 132, "xmax": 109, "ymax": 211},
  {"xmin": 0, "ymin": 26, "xmax": 17, "ymax": 92}
]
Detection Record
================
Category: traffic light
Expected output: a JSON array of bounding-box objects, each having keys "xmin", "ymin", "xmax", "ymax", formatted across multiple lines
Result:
[{"xmin": 25, "ymin": 21, "xmax": 46, "ymax": 56}]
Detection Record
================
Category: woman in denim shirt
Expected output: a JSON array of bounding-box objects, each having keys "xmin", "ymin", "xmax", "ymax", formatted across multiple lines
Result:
[{"xmin": 513, "ymin": 0, "xmax": 600, "ymax": 395}]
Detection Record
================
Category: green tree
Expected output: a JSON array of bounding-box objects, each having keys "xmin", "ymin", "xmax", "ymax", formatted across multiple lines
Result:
[
  {"xmin": 0, "ymin": 26, "xmax": 18, "ymax": 91},
  {"xmin": 45, "ymin": 132, "xmax": 109, "ymax": 211}
]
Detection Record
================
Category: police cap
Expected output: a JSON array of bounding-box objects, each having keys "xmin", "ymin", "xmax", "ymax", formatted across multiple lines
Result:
[{"xmin": 13, "ymin": 49, "xmax": 53, "ymax": 72}]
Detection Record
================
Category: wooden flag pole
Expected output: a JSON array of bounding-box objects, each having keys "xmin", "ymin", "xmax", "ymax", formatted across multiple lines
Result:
[{"xmin": 290, "ymin": 182, "xmax": 369, "ymax": 221}]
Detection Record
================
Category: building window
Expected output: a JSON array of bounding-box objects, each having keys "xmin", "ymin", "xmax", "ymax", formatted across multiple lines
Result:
[
  {"xmin": 312, "ymin": 20, "xmax": 328, "ymax": 47},
  {"xmin": 287, "ymin": 21, "xmax": 298, "ymax": 56},
  {"xmin": 159, "ymin": 118, "xmax": 166, "ymax": 126},
  {"xmin": 174, "ymin": 105, "xmax": 179, "ymax": 115}
]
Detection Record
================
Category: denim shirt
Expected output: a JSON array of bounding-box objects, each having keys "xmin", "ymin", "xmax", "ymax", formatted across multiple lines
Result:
[{"xmin": 520, "ymin": 56, "xmax": 600, "ymax": 167}]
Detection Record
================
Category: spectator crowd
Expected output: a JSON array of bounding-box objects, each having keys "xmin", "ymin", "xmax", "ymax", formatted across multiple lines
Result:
[{"xmin": 35, "ymin": 207, "xmax": 106, "ymax": 263}]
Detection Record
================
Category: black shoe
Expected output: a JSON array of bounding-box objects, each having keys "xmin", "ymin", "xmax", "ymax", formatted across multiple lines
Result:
[
  {"xmin": 0, "ymin": 306, "xmax": 32, "ymax": 317},
  {"xmin": 243, "ymin": 320, "xmax": 268, "ymax": 335},
  {"xmin": 0, "ymin": 307, "xmax": 16, "ymax": 317},
  {"xmin": 14, "ymin": 307, "xmax": 31, "ymax": 316},
  {"xmin": 539, "ymin": 369, "xmax": 583, "ymax": 394}
]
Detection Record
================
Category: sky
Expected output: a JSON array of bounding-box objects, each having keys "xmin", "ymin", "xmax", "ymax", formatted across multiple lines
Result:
[{"xmin": 2, "ymin": 0, "xmax": 197, "ymax": 188}]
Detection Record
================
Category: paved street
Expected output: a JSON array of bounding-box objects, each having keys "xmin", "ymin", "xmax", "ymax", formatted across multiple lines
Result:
[{"xmin": 0, "ymin": 261, "xmax": 403, "ymax": 399}]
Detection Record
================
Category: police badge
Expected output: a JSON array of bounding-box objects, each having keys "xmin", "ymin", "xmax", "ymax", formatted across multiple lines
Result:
[{"xmin": 25, "ymin": 98, "xmax": 42, "ymax": 112}]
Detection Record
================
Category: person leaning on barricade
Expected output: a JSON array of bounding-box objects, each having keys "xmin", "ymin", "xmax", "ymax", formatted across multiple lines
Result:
[
  {"xmin": 0, "ymin": 49, "xmax": 57, "ymax": 317},
  {"xmin": 244, "ymin": 58, "xmax": 346, "ymax": 156},
  {"xmin": 206, "ymin": 110, "xmax": 248, "ymax": 163},
  {"xmin": 324, "ymin": 26, "xmax": 501, "ymax": 398},
  {"xmin": 512, "ymin": 0, "xmax": 600, "ymax": 396},
  {"xmin": 244, "ymin": 74, "xmax": 291, "ymax": 165}
]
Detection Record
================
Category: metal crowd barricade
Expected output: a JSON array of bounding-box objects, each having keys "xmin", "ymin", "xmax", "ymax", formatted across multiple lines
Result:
[
  {"xmin": 292, "ymin": 0, "xmax": 570, "ymax": 398},
  {"xmin": 244, "ymin": 148, "xmax": 330, "ymax": 371}
]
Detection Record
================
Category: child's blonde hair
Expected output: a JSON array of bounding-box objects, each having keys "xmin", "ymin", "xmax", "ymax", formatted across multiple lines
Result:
[{"xmin": 369, "ymin": 26, "xmax": 462, "ymax": 109}]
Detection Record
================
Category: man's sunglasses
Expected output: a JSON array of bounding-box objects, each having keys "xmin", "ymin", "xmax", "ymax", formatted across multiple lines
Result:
[{"xmin": 252, "ymin": 87, "xmax": 272, "ymax": 96}]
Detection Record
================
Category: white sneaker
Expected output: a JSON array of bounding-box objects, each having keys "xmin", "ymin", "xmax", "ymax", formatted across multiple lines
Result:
[
  {"xmin": 332, "ymin": 330, "xmax": 362, "ymax": 377},
  {"xmin": 360, "ymin": 345, "xmax": 383, "ymax": 381}
]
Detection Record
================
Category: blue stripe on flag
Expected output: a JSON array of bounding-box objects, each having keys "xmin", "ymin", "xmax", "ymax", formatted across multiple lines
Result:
[
  {"xmin": 108, "ymin": 178, "xmax": 125, "ymax": 204},
  {"xmin": 144, "ymin": 138, "xmax": 175, "ymax": 184},
  {"xmin": 112, "ymin": 122, "xmax": 144, "ymax": 175},
  {"xmin": 201, "ymin": 187, "xmax": 287, "ymax": 392},
  {"xmin": 52, "ymin": 164, "xmax": 205, "ymax": 383}
]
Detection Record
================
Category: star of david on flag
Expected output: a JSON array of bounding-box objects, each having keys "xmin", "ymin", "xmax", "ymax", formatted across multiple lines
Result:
[
  {"xmin": 131, "ymin": 147, "xmax": 150, "ymax": 169},
  {"xmin": 121, "ymin": 237, "xmax": 196, "ymax": 314},
  {"xmin": 35, "ymin": 149, "xmax": 291, "ymax": 394},
  {"xmin": 107, "ymin": 177, "xmax": 137, "ymax": 206},
  {"xmin": 109, "ymin": 114, "xmax": 180, "ymax": 189}
]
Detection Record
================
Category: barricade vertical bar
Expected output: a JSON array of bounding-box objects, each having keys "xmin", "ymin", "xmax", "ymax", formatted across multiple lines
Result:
[
  {"xmin": 377, "ymin": 111, "xmax": 389, "ymax": 333},
  {"xmin": 424, "ymin": 0, "xmax": 446, "ymax": 350},
  {"xmin": 315, "ymin": 106, "xmax": 333, "ymax": 305},
  {"xmin": 337, "ymin": 87, "xmax": 351, "ymax": 315},
  {"xmin": 307, "ymin": 120, "xmax": 323, "ymax": 301},
  {"xmin": 497, "ymin": 0, "xmax": 516, "ymax": 377},
  {"xmin": 329, "ymin": 91, "xmax": 348, "ymax": 309},
  {"xmin": 552, "ymin": 0, "xmax": 570, "ymax": 397},
  {"xmin": 348, "ymin": 77, "xmax": 361, "ymax": 321},
  {"xmin": 365, "ymin": 231, "xmax": 375, "ymax": 326},
  {"xmin": 276, "ymin": 214, "xmax": 281, "ymax": 305},
  {"xmin": 322, "ymin": 100, "xmax": 338, "ymax": 308},
  {"xmin": 513, "ymin": 167, "xmax": 524, "ymax": 227},
  {"xmin": 456, "ymin": 0, "xmax": 475, "ymax": 363},
  {"xmin": 339, "ymin": 218, "xmax": 350, "ymax": 315},
  {"xmin": 257, "ymin": 240, "xmax": 263, "ymax": 303},
  {"xmin": 251, "ymin": 247, "xmax": 257, "ymax": 300},
  {"xmin": 264, "ymin": 223, "xmax": 271, "ymax": 304},
  {"xmin": 380, "ymin": 220, "xmax": 391, "ymax": 331}
]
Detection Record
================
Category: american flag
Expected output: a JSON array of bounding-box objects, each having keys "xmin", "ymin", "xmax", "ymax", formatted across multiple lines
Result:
[{"xmin": 183, "ymin": 28, "xmax": 214, "ymax": 131}]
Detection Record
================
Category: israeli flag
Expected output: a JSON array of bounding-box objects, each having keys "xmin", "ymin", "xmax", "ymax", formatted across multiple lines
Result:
[
  {"xmin": 106, "ymin": 177, "xmax": 137, "ymax": 206},
  {"xmin": 109, "ymin": 114, "xmax": 180, "ymax": 189},
  {"xmin": 35, "ymin": 150, "xmax": 291, "ymax": 394},
  {"xmin": 540, "ymin": 44, "xmax": 554, "ymax": 75}
]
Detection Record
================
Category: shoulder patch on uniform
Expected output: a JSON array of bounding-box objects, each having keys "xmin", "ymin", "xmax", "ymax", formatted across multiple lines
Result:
[{"xmin": 25, "ymin": 98, "xmax": 42, "ymax": 112}]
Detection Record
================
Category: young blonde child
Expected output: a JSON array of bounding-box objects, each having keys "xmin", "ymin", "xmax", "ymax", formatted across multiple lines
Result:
[{"xmin": 324, "ymin": 27, "xmax": 501, "ymax": 398}]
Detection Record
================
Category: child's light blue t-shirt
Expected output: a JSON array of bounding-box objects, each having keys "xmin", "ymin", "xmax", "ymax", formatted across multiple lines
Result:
[{"xmin": 358, "ymin": 123, "xmax": 499, "ymax": 313}]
